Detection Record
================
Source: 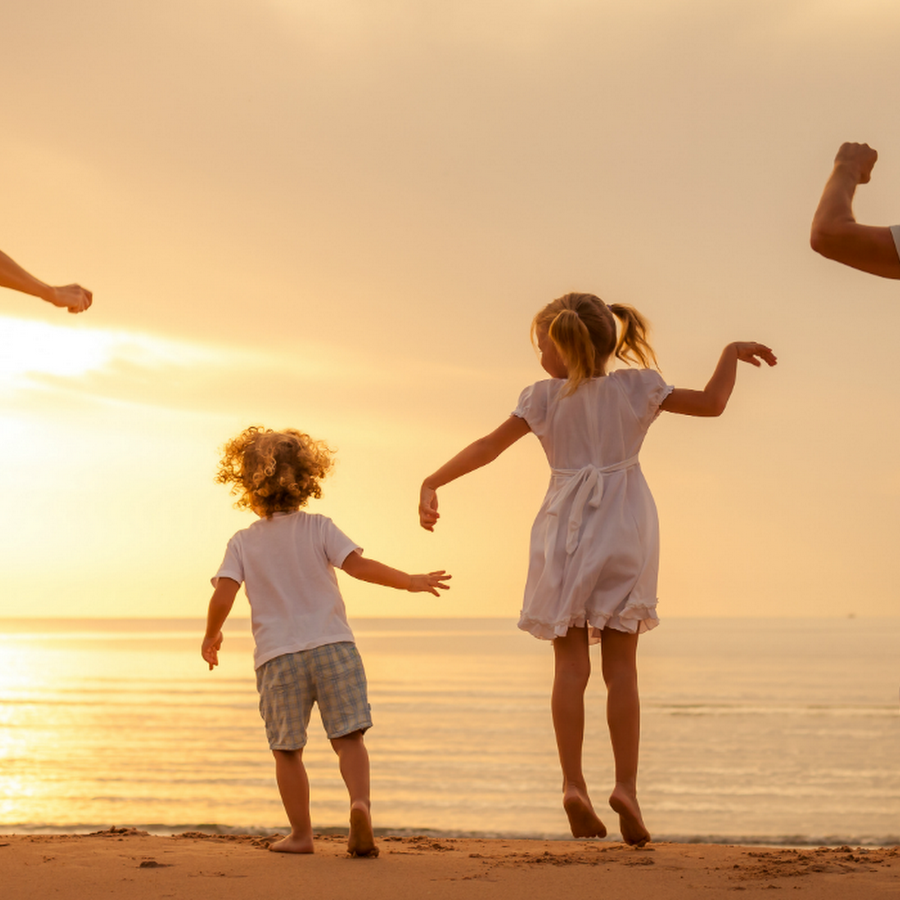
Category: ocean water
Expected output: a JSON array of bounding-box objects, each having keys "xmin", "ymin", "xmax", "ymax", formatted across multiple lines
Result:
[{"xmin": 0, "ymin": 616, "xmax": 897, "ymax": 845}]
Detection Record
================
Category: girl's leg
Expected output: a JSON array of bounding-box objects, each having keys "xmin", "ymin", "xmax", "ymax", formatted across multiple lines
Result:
[
  {"xmin": 271, "ymin": 748, "xmax": 314, "ymax": 853},
  {"xmin": 331, "ymin": 730, "xmax": 378, "ymax": 857},
  {"xmin": 552, "ymin": 626, "xmax": 606, "ymax": 838},
  {"xmin": 599, "ymin": 628, "xmax": 650, "ymax": 846}
]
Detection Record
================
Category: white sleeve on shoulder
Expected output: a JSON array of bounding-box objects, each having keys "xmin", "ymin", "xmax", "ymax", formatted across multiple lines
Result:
[
  {"xmin": 618, "ymin": 368, "xmax": 673, "ymax": 425},
  {"xmin": 320, "ymin": 516, "xmax": 362, "ymax": 568},
  {"xmin": 512, "ymin": 382, "xmax": 546, "ymax": 435},
  {"xmin": 512, "ymin": 383, "xmax": 535, "ymax": 420},
  {"xmin": 890, "ymin": 225, "xmax": 900, "ymax": 262},
  {"xmin": 211, "ymin": 536, "xmax": 244, "ymax": 588}
]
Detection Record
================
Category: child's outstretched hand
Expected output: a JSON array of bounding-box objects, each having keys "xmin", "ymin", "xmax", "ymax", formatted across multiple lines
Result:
[
  {"xmin": 419, "ymin": 485, "xmax": 440, "ymax": 531},
  {"xmin": 201, "ymin": 631, "xmax": 223, "ymax": 670},
  {"xmin": 409, "ymin": 571, "xmax": 452, "ymax": 596},
  {"xmin": 734, "ymin": 342, "xmax": 777, "ymax": 368}
]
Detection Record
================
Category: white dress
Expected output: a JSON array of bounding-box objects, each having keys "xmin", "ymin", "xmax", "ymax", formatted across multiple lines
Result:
[{"xmin": 513, "ymin": 368, "xmax": 673, "ymax": 641}]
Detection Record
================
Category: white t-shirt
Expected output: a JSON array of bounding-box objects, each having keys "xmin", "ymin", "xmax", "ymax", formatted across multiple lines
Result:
[{"xmin": 213, "ymin": 511, "xmax": 360, "ymax": 669}]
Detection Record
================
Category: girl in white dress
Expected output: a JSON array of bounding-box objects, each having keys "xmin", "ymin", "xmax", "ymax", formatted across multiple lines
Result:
[{"xmin": 419, "ymin": 292, "xmax": 775, "ymax": 845}]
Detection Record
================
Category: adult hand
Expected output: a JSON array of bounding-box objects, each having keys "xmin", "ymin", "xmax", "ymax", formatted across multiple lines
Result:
[
  {"xmin": 419, "ymin": 485, "xmax": 440, "ymax": 531},
  {"xmin": 48, "ymin": 283, "xmax": 93, "ymax": 314},
  {"xmin": 834, "ymin": 142, "xmax": 878, "ymax": 185}
]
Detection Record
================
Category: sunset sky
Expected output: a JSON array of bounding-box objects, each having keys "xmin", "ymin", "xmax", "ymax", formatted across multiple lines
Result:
[{"xmin": 3, "ymin": 0, "xmax": 900, "ymax": 621}]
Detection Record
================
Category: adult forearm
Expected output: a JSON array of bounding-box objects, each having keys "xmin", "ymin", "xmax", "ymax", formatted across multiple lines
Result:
[
  {"xmin": 0, "ymin": 250, "xmax": 53, "ymax": 300},
  {"xmin": 810, "ymin": 143, "xmax": 900, "ymax": 278},
  {"xmin": 811, "ymin": 187, "xmax": 900, "ymax": 277},
  {"xmin": 811, "ymin": 164, "xmax": 862, "ymax": 253},
  {"xmin": 0, "ymin": 249, "xmax": 94, "ymax": 310}
]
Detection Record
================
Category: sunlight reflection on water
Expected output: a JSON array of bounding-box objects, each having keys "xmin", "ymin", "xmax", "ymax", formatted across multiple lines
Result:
[{"xmin": 0, "ymin": 617, "xmax": 897, "ymax": 843}]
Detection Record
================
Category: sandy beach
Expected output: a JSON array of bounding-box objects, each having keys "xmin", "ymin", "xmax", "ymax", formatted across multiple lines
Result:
[{"xmin": 1, "ymin": 829, "xmax": 897, "ymax": 899}]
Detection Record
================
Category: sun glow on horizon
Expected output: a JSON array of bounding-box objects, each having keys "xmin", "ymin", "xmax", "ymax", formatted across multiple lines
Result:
[
  {"xmin": 0, "ymin": 315, "xmax": 231, "ymax": 385},
  {"xmin": 0, "ymin": 316, "xmax": 113, "ymax": 380}
]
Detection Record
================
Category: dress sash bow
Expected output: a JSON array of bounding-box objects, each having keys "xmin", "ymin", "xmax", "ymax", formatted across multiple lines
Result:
[{"xmin": 546, "ymin": 456, "xmax": 640, "ymax": 554}]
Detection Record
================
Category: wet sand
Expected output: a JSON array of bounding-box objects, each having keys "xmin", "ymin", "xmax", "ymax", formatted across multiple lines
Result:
[{"xmin": 1, "ymin": 828, "xmax": 897, "ymax": 899}]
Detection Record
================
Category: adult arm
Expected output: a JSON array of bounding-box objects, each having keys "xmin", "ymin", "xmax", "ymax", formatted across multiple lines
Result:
[
  {"xmin": 0, "ymin": 248, "xmax": 93, "ymax": 312},
  {"xmin": 340, "ymin": 550, "xmax": 451, "ymax": 596},
  {"xmin": 419, "ymin": 415, "xmax": 531, "ymax": 531},
  {"xmin": 660, "ymin": 342, "xmax": 776, "ymax": 417},
  {"xmin": 201, "ymin": 577, "xmax": 240, "ymax": 669},
  {"xmin": 810, "ymin": 143, "xmax": 900, "ymax": 279}
]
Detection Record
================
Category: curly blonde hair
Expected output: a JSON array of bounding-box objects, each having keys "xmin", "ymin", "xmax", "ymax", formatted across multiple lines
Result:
[
  {"xmin": 216, "ymin": 426, "xmax": 335, "ymax": 517},
  {"xmin": 531, "ymin": 292, "xmax": 659, "ymax": 396}
]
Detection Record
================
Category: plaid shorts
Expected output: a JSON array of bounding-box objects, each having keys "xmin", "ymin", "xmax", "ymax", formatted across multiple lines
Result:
[{"xmin": 255, "ymin": 642, "xmax": 372, "ymax": 750}]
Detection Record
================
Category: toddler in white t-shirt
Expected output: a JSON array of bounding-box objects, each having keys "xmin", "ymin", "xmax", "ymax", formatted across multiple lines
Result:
[{"xmin": 202, "ymin": 425, "xmax": 450, "ymax": 857}]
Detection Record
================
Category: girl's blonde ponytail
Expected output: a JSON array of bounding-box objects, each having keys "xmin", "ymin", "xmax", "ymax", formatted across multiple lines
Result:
[
  {"xmin": 532, "ymin": 293, "xmax": 659, "ymax": 396},
  {"xmin": 548, "ymin": 307, "xmax": 596, "ymax": 395},
  {"xmin": 608, "ymin": 303, "xmax": 659, "ymax": 371}
]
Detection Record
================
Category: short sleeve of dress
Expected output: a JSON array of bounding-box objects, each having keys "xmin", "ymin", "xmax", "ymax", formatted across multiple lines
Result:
[
  {"xmin": 318, "ymin": 516, "xmax": 362, "ymax": 569},
  {"xmin": 616, "ymin": 368, "xmax": 674, "ymax": 429},
  {"xmin": 512, "ymin": 383, "xmax": 534, "ymax": 420},
  {"xmin": 212, "ymin": 535, "xmax": 244, "ymax": 588},
  {"xmin": 512, "ymin": 381, "xmax": 550, "ymax": 437}
]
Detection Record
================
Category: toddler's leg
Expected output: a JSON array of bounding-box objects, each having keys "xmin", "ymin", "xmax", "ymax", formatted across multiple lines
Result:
[
  {"xmin": 331, "ymin": 730, "xmax": 378, "ymax": 857},
  {"xmin": 552, "ymin": 626, "xmax": 606, "ymax": 838},
  {"xmin": 270, "ymin": 749, "xmax": 314, "ymax": 853},
  {"xmin": 600, "ymin": 628, "xmax": 650, "ymax": 846}
]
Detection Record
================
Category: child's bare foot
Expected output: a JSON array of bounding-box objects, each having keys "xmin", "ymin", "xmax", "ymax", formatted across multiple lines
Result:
[
  {"xmin": 347, "ymin": 803, "xmax": 379, "ymax": 857},
  {"xmin": 563, "ymin": 785, "xmax": 607, "ymax": 839},
  {"xmin": 608, "ymin": 784, "xmax": 650, "ymax": 847},
  {"xmin": 269, "ymin": 832, "xmax": 315, "ymax": 853}
]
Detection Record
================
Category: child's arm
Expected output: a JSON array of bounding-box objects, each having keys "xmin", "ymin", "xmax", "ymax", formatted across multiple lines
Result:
[
  {"xmin": 201, "ymin": 577, "xmax": 240, "ymax": 670},
  {"xmin": 340, "ymin": 550, "xmax": 451, "ymax": 596},
  {"xmin": 810, "ymin": 143, "xmax": 900, "ymax": 279},
  {"xmin": 660, "ymin": 342, "xmax": 776, "ymax": 417},
  {"xmin": 419, "ymin": 415, "xmax": 531, "ymax": 531}
]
